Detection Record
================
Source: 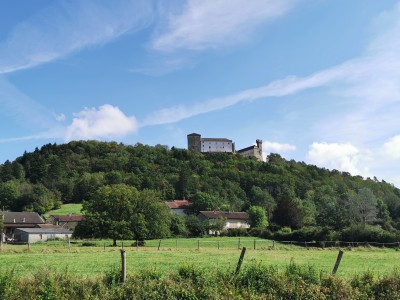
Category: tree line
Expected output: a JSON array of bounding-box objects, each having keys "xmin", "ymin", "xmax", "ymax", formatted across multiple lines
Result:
[{"xmin": 1, "ymin": 140, "xmax": 400, "ymax": 241}]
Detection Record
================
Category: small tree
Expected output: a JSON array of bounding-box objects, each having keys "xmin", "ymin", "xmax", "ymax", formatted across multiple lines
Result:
[
  {"xmin": 349, "ymin": 188, "xmax": 377, "ymax": 226},
  {"xmin": 248, "ymin": 206, "xmax": 268, "ymax": 229}
]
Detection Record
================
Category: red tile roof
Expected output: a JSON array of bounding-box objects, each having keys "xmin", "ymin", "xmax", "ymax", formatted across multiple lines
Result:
[{"xmin": 166, "ymin": 200, "xmax": 190, "ymax": 209}]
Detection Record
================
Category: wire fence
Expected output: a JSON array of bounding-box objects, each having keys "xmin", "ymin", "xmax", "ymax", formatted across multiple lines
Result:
[{"xmin": 2, "ymin": 238, "xmax": 400, "ymax": 251}]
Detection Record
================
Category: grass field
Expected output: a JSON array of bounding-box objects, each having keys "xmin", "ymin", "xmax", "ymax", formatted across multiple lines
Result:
[
  {"xmin": 43, "ymin": 203, "xmax": 83, "ymax": 218},
  {"xmin": 1, "ymin": 237, "xmax": 399, "ymax": 279}
]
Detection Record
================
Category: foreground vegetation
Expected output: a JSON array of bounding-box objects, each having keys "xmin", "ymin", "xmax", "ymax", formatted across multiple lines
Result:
[{"xmin": 1, "ymin": 262, "xmax": 400, "ymax": 299}]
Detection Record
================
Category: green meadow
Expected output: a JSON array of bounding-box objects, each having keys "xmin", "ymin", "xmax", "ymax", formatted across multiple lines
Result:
[
  {"xmin": 1, "ymin": 237, "xmax": 399, "ymax": 278},
  {"xmin": 43, "ymin": 203, "xmax": 83, "ymax": 218}
]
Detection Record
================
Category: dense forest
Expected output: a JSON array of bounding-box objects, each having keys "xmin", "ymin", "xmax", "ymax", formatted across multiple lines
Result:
[{"xmin": 1, "ymin": 140, "xmax": 400, "ymax": 241}]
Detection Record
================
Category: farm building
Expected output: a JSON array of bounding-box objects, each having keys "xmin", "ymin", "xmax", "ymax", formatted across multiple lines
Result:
[
  {"xmin": 198, "ymin": 211, "xmax": 250, "ymax": 234},
  {"xmin": 165, "ymin": 200, "xmax": 191, "ymax": 216},
  {"xmin": 46, "ymin": 214, "xmax": 84, "ymax": 230},
  {"xmin": 13, "ymin": 228, "xmax": 72, "ymax": 243},
  {"xmin": 0, "ymin": 211, "xmax": 45, "ymax": 241}
]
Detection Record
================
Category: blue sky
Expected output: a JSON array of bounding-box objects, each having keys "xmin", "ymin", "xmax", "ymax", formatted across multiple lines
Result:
[{"xmin": 1, "ymin": 0, "xmax": 400, "ymax": 186}]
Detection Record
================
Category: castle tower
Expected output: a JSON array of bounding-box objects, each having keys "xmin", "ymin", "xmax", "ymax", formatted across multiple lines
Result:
[
  {"xmin": 187, "ymin": 133, "xmax": 201, "ymax": 152},
  {"xmin": 256, "ymin": 139, "xmax": 263, "ymax": 160}
]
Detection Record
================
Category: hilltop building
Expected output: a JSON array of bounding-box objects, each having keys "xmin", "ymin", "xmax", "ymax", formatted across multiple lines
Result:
[{"xmin": 187, "ymin": 133, "xmax": 263, "ymax": 161}]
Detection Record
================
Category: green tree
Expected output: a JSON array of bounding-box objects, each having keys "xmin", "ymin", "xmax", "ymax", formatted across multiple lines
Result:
[
  {"xmin": 190, "ymin": 192, "xmax": 220, "ymax": 213},
  {"xmin": 78, "ymin": 184, "xmax": 140, "ymax": 246},
  {"xmin": 76, "ymin": 185, "xmax": 171, "ymax": 245},
  {"xmin": 377, "ymin": 199, "xmax": 391, "ymax": 223},
  {"xmin": 170, "ymin": 214, "xmax": 189, "ymax": 237},
  {"xmin": 248, "ymin": 206, "xmax": 268, "ymax": 229},
  {"xmin": 273, "ymin": 193, "xmax": 307, "ymax": 229},
  {"xmin": 249, "ymin": 186, "xmax": 276, "ymax": 221},
  {"xmin": 0, "ymin": 180, "xmax": 21, "ymax": 210},
  {"xmin": 185, "ymin": 215, "xmax": 207, "ymax": 237}
]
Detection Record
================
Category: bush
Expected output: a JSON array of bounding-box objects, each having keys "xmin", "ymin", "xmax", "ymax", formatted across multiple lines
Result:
[
  {"xmin": 340, "ymin": 225, "xmax": 398, "ymax": 243},
  {"xmin": 81, "ymin": 241, "xmax": 97, "ymax": 247},
  {"xmin": 224, "ymin": 228, "xmax": 249, "ymax": 237}
]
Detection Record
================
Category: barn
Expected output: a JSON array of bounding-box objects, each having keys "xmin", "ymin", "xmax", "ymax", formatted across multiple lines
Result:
[{"xmin": 13, "ymin": 228, "xmax": 72, "ymax": 243}]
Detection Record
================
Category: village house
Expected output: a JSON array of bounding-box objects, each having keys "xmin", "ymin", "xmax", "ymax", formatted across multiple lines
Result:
[
  {"xmin": 0, "ymin": 211, "xmax": 45, "ymax": 242},
  {"xmin": 165, "ymin": 200, "xmax": 191, "ymax": 216},
  {"xmin": 46, "ymin": 214, "xmax": 84, "ymax": 230},
  {"xmin": 198, "ymin": 211, "xmax": 250, "ymax": 234}
]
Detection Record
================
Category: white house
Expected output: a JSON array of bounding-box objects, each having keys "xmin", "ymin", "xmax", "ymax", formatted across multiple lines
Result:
[{"xmin": 198, "ymin": 211, "xmax": 250, "ymax": 234}]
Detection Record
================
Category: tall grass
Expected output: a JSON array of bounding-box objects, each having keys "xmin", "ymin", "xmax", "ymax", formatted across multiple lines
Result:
[{"xmin": 1, "ymin": 263, "xmax": 400, "ymax": 299}]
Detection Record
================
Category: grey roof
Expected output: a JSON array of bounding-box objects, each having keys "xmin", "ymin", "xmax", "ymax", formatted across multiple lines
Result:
[
  {"xmin": 15, "ymin": 228, "xmax": 72, "ymax": 234},
  {"xmin": 201, "ymin": 138, "xmax": 232, "ymax": 142},
  {"xmin": 1, "ymin": 212, "xmax": 44, "ymax": 224},
  {"xmin": 237, "ymin": 145, "xmax": 257, "ymax": 153},
  {"xmin": 199, "ymin": 211, "xmax": 249, "ymax": 220}
]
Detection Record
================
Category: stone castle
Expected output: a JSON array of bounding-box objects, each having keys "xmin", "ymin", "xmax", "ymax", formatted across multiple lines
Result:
[{"xmin": 187, "ymin": 133, "xmax": 263, "ymax": 161}]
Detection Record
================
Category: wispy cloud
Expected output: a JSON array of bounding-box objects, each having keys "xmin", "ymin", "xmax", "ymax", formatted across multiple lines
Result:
[
  {"xmin": 152, "ymin": 0, "xmax": 297, "ymax": 52},
  {"xmin": 65, "ymin": 105, "xmax": 138, "ymax": 142},
  {"xmin": 0, "ymin": 0, "xmax": 153, "ymax": 74},
  {"xmin": 143, "ymin": 1, "xmax": 400, "ymax": 144},
  {"xmin": 0, "ymin": 76, "xmax": 61, "ymax": 130}
]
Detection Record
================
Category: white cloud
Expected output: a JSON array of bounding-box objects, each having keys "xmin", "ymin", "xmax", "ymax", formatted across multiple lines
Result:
[
  {"xmin": 65, "ymin": 105, "xmax": 138, "ymax": 141},
  {"xmin": 152, "ymin": 0, "xmax": 297, "ymax": 51},
  {"xmin": 0, "ymin": 0, "xmax": 152, "ymax": 74},
  {"xmin": 307, "ymin": 142, "xmax": 371, "ymax": 177},
  {"xmin": 383, "ymin": 135, "xmax": 400, "ymax": 159},
  {"xmin": 264, "ymin": 141, "xmax": 296, "ymax": 153}
]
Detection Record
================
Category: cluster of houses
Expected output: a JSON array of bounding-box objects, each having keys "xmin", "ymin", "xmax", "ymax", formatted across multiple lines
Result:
[
  {"xmin": 166, "ymin": 200, "xmax": 250, "ymax": 234},
  {"xmin": 1, "ymin": 200, "xmax": 249, "ymax": 244},
  {"xmin": 0, "ymin": 211, "xmax": 83, "ymax": 244}
]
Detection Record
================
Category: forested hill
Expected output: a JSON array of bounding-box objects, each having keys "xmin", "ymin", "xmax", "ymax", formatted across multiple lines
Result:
[{"xmin": 1, "ymin": 141, "xmax": 400, "ymax": 231}]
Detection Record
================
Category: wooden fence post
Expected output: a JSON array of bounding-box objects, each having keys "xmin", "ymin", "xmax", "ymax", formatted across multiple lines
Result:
[
  {"xmin": 332, "ymin": 250, "xmax": 344, "ymax": 275},
  {"xmin": 238, "ymin": 238, "xmax": 240, "ymax": 250},
  {"xmin": 254, "ymin": 239, "xmax": 256, "ymax": 250},
  {"xmin": 120, "ymin": 249, "xmax": 126, "ymax": 284},
  {"xmin": 158, "ymin": 240, "xmax": 161, "ymax": 251},
  {"xmin": 235, "ymin": 247, "xmax": 247, "ymax": 276},
  {"xmin": 218, "ymin": 240, "xmax": 220, "ymax": 250},
  {"xmin": 136, "ymin": 240, "xmax": 139, "ymax": 251}
]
